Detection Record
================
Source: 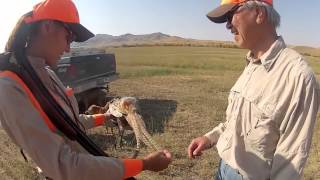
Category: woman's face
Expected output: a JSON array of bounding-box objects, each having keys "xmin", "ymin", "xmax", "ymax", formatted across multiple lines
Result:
[{"xmin": 39, "ymin": 21, "xmax": 74, "ymax": 67}]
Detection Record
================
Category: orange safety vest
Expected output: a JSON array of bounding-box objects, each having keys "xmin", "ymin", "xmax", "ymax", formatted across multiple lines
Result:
[
  {"xmin": 0, "ymin": 70, "xmax": 104, "ymax": 134},
  {"xmin": 0, "ymin": 70, "xmax": 58, "ymax": 133},
  {"xmin": 0, "ymin": 67, "xmax": 99, "ymax": 130}
]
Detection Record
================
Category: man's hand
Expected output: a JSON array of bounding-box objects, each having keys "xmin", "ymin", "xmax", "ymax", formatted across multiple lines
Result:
[
  {"xmin": 187, "ymin": 136, "xmax": 212, "ymax": 159},
  {"xmin": 142, "ymin": 150, "xmax": 172, "ymax": 172}
]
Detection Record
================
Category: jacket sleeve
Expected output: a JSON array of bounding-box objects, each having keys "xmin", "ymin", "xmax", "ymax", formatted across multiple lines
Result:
[
  {"xmin": 79, "ymin": 113, "xmax": 107, "ymax": 129},
  {"xmin": 204, "ymin": 122, "xmax": 227, "ymax": 147},
  {"xmin": 270, "ymin": 72, "xmax": 320, "ymax": 180},
  {"xmin": 0, "ymin": 78, "xmax": 125, "ymax": 180}
]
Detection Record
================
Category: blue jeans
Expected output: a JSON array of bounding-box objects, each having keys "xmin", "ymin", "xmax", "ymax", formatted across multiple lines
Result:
[{"xmin": 215, "ymin": 160, "xmax": 243, "ymax": 180}]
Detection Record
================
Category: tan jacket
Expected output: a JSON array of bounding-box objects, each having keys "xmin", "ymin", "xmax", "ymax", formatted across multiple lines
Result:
[
  {"xmin": 0, "ymin": 55, "xmax": 124, "ymax": 180},
  {"xmin": 205, "ymin": 37, "xmax": 320, "ymax": 180}
]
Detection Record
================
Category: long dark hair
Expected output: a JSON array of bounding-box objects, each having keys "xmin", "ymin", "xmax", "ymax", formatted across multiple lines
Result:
[{"xmin": 5, "ymin": 12, "xmax": 39, "ymax": 54}]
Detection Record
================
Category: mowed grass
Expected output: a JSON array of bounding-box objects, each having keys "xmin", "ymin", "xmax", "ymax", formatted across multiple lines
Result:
[{"xmin": 0, "ymin": 46, "xmax": 319, "ymax": 179}]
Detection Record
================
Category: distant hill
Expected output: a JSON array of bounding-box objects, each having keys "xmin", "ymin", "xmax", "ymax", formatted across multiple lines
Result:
[
  {"xmin": 71, "ymin": 32, "xmax": 320, "ymax": 57},
  {"xmin": 72, "ymin": 32, "xmax": 237, "ymax": 49},
  {"xmin": 292, "ymin": 46, "xmax": 320, "ymax": 57}
]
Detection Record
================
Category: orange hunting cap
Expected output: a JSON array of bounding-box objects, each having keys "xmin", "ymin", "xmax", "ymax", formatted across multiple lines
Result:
[
  {"xmin": 207, "ymin": 0, "xmax": 273, "ymax": 23},
  {"xmin": 24, "ymin": 0, "xmax": 94, "ymax": 42}
]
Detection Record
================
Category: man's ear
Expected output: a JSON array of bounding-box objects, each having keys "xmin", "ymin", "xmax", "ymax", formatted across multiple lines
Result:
[{"xmin": 256, "ymin": 7, "xmax": 266, "ymax": 24}]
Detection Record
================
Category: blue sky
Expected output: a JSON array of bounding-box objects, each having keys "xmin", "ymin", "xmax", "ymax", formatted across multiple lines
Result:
[{"xmin": 1, "ymin": 0, "xmax": 319, "ymax": 51}]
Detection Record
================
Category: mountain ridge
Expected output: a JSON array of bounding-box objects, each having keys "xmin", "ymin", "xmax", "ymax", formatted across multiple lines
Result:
[
  {"xmin": 72, "ymin": 32, "xmax": 235, "ymax": 48},
  {"xmin": 72, "ymin": 32, "xmax": 320, "ymax": 57}
]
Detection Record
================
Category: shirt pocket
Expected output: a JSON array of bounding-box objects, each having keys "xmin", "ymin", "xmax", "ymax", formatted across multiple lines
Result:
[{"xmin": 244, "ymin": 104, "xmax": 279, "ymax": 157}]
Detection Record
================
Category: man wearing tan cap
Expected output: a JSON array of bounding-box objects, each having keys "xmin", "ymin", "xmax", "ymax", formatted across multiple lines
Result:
[
  {"xmin": 0, "ymin": 0, "xmax": 171, "ymax": 179},
  {"xmin": 188, "ymin": 0, "xmax": 319, "ymax": 179}
]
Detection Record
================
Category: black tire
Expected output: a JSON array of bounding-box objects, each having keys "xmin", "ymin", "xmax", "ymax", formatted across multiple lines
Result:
[{"xmin": 76, "ymin": 88, "xmax": 108, "ymax": 114}]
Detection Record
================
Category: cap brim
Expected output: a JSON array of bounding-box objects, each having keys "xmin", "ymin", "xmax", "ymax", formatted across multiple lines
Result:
[
  {"xmin": 68, "ymin": 23, "xmax": 94, "ymax": 42},
  {"xmin": 206, "ymin": 3, "xmax": 237, "ymax": 23}
]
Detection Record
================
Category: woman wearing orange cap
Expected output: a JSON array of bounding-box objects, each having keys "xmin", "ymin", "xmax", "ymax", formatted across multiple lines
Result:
[{"xmin": 0, "ymin": 0, "xmax": 171, "ymax": 179}]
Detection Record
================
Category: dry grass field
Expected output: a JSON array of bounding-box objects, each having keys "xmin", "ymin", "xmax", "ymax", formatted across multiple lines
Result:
[{"xmin": 0, "ymin": 46, "xmax": 319, "ymax": 179}]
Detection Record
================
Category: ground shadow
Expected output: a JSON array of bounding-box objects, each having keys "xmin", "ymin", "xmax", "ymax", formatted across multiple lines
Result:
[
  {"xmin": 137, "ymin": 98, "xmax": 177, "ymax": 133},
  {"xmin": 89, "ymin": 96, "xmax": 177, "ymax": 151},
  {"xmin": 88, "ymin": 96, "xmax": 177, "ymax": 151}
]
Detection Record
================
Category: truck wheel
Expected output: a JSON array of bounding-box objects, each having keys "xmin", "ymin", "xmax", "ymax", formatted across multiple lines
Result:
[
  {"xmin": 77, "ymin": 88, "xmax": 108, "ymax": 113},
  {"xmin": 78, "ymin": 101, "xmax": 86, "ymax": 114}
]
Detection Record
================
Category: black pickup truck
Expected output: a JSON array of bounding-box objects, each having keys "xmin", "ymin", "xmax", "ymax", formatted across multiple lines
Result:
[{"xmin": 54, "ymin": 51, "xmax": 118, "ymax": 113}]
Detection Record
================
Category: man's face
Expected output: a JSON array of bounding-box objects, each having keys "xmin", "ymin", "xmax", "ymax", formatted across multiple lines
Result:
[{"xmin": 225, "ymin": 5, "xmax": 260, "ymax": 49}]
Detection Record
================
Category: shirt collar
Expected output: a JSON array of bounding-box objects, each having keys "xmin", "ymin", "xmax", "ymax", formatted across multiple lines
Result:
[
  {"xmin": 27, "ymin": 56, "xmax": 47, "ymax": 69},
  {"xmin": 9, "ymin": 54, "xmax": 47, "ymax": 69},
  {"xmin": 245, "ymin": 36, "xmax": 287, "ymax": 71}
]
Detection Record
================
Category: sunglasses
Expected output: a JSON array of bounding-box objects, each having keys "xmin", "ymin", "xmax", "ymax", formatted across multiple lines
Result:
[
  {"xmin": 226, "ymin": 4, "xmax": 243, "ymax": 23},
  {"xmin": 56, "ymin": 21, "xmax": 76, "ymax": 44}
]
